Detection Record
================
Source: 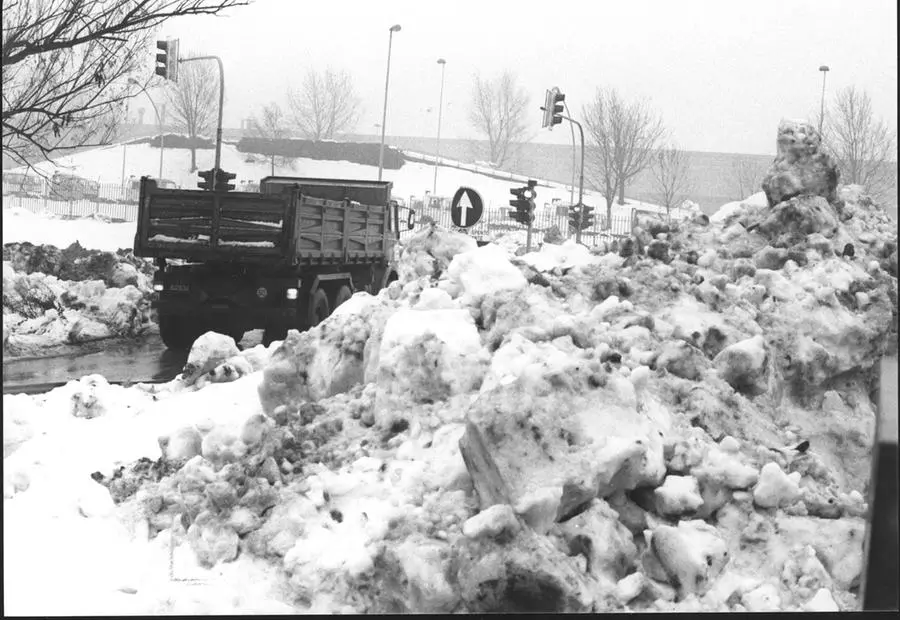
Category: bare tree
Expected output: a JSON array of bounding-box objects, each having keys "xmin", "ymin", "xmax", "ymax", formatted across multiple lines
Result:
[
  {"xmin": 730, "ymin": 156, "xmax": 766, "ymax": 201},
  {"xmin": 821, "ymin": 86, "xmax": 897, "ymax": 205},
  {"xmin": 287, "ymin": 68, "xmax": 361, "ymax": 141},
  {"xmin": 582, "ymin": 88, "xmax": 664, "ymax": 228},
  {"xmin": 1, "ymin": 0, "xmax": 246, "ymax": 170},
  {"xmin": 468, "ymin": 70, "xmax": 531, "ymax": 167},
  {"xmin": 248, "ymin": 102, "xmax": 293, "ymax": 175},
  {"xmin": 167, "ymin": 55, "xmax": 217, "ymax": 172},
  {"xmin": 649, "ymin": 144, "xmax": 693, "ymax": 216}
]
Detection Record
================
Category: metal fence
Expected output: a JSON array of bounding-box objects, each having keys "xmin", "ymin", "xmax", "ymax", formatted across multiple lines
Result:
[
  {"xmin": 2, "ymin": 193, "xmax": 138, "ymax": 221},
  {"xmin": 404, "ymin": 204, "xmax": 637, "ymax": 246}
]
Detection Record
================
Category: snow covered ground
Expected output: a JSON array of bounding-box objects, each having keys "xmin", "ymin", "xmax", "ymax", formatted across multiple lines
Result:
[
  {"xmin": 6, "ymin": 139, "xmax": 664, "ymax": 216},
  {"xmin": 3, "ymin": 178, "xmax": 897, "ymax": 613}
]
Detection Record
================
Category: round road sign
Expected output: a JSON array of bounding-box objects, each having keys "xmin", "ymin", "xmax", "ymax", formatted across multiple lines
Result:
[{"xmin": 450, "ymin": 187, "xmax": 484, "ymax": 228}]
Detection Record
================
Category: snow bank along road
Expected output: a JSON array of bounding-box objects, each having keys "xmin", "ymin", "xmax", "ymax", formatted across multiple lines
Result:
[{"xmin": 3, "ymin": 176, "xmax": 897, "ymax": 613}]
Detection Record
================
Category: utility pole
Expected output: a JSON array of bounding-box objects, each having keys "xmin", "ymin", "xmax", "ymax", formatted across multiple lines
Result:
[
  {"xmin": 180, "ymin": 55, "xmax": 225, "ymax": 187},
  {"xmin": 818, "ymin": 65, "xmax": 830, "ymax": 135}
]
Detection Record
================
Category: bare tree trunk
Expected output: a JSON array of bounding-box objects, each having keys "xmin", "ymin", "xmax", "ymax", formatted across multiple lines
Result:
[{"xmin": 190, "ymin": 146, "xmax": 197, "ymax": 172}]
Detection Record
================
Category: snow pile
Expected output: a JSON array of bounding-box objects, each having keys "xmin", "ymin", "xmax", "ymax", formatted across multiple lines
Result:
[
  {"xmin": 3, "ymin": 242, "xmax": 156, "ymax": 355},
  {"xmin": 3, "ymin": 143, "xmax": 897, "ymax": 614}
]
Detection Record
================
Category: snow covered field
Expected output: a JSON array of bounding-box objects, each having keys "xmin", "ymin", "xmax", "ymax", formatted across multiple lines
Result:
[
  {"xmin": 6, "ymin": 139, "xmax": 666, "ymax": 216},
  {"xmin": 3, "ymin": 172, "xmax": 897, "ymax": 613}
]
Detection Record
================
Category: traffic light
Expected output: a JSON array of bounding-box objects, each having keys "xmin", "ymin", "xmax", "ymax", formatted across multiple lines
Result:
[
  {"xmin": 579, "ymin": 204, "xmax": 595, "ymax": 230},
  {"xmin": 568, "ymin": 203, "xmax": 595, "ymax": 232},
  {"xmin": 568, "ymin": 203, "xmax": 580, "ymax": 232},
  {"xmin": 155, "ymin": 39, "xmax": 180, "ymax": 82},
  {"xmin": 215, "ymin": 169, "xmax": 236, "ymax": 192},
  {"xmin": 509, "ymin": 182, "xmax": 537, "ymax": 225},
  {"xmin": 197, "ymin": 169, "xmax": 215, "ymax": 191},
  {"xmin": 542, "ymin": 87, "xmax": 565, "ymax": 129}
]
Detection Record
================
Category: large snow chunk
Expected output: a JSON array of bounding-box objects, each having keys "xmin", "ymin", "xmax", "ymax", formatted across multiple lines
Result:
[
  {"xmin": 396, "ymin": 225, "xmax": 478, "ymax": 283},
  {"xmin": 761, "ymin": 119, "xmax": 840, "ymax": 208},
  {"xmin": 753, "ymin": 462, "xmax": 801, "ymax": 508},
  {"xmin": 183, "ymin": 331, "xmax": 241, "ymax": 385},
  {"xmin": 442, "ymin": 243, "xmax": 528, "ymax": 306},
  {"xmin": 462, "ymin": 381, "xmax": 666, "ymax": 525},
  {"xmin": 519, "ymin": 239, "xmax": 599, "ymax": 273},
  {"xmin": 558, "ymin": 498, "xmax": 637, "ymax": 583},
  {"xmin": 375, "ymin": 308, "xmax": 486, "ymax": 409},
  {"xmin": 713, "ymin": 334, "xmax": 768, "ymax": 396},
  {"xmin": 644, "ymin": 520, "xmax": 729, "ymax": 598}
]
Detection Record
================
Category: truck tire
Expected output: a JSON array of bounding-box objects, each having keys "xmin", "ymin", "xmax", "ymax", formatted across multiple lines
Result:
[
  {"xmin": 158, "ymin": 315, "xmax": 198, "ymax": 350},
  {"xmin": 333, "ymin": 285, "xmax": 353, "ymax": 310},
  {"xmin": 309, "ymin": 288, "xmax": 331, "ymax": 327},
  {"xmin": 262, "ymin": 324, "xmax": 287, "ymax": 347}
]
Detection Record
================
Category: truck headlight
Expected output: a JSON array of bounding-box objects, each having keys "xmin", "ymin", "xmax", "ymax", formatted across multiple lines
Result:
[
  {"xmin": 153, "ymin": 283, "xmax": 164, "ymax": 292},
  {"xmin": 285, "ymin": 287, "xmax": 298, "ymax": 300}
]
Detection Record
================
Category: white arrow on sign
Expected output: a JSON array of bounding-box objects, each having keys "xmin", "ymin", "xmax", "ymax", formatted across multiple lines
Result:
[{"xmin": 457, "ymin": 190, "xmax": 473, "ymax": 226}]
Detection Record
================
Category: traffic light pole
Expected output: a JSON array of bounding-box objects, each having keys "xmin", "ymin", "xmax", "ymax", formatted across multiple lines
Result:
[
  {"xmin": 180, "ymin": 55, "xmax": 225, "ymax": 188},
  {"xmin": 557, "ymin": 113, "xmax": 585, "ymax": 243}
]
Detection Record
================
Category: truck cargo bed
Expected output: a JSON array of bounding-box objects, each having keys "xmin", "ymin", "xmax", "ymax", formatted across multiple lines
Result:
[{"xmin": 134, "ymin": 178, "xmax": 393, "ymax": 265}]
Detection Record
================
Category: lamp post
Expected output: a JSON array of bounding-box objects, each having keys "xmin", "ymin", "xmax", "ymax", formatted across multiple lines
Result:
[
  {"xmin": 378, "ymin": 24, "xmax": 401, "ymax": 182},
  {"xmin": 129, "ymin": 78, "xmax": 165, "ymax": 179},
  {"xmin": 818, "ymin": 65, "xmax": 830, "ymax": 135},
  {"xmin": 432, "ymin": 58, "xmax": 447, "ymax": 195}
]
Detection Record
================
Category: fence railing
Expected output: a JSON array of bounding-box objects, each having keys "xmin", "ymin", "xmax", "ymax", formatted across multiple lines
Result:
[
  {"xmin": 2, "ymin": 193, "xmax": 139, "ymax": 221},
  {"xmin": 401, "ymin": 205, "xmax": 637, "ymax": 246}
]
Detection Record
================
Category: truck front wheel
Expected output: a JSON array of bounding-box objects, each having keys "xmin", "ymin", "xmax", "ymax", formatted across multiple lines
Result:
[
  {"xmin": 158, "ymin": 315, "xmax": 198, "ymax": 350},
  {"xmin": 309, "ymin": 288, "xmax": 331, "ymax": 327},
  {"xmin": 333, "ymin": 285, "xmax": 352, "ymax": 310}
]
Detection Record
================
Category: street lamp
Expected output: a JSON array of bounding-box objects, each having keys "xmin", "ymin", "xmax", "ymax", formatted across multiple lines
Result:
[
  {"xmin": 378, "ymin": 24, "xmax": 401, "ymax": 182},
  {"xmin": 129, "ymin": 78, "xmax": 165, "ymax": 179},
  {"xmin": 432, "ymin": 58, "xmax": 447, "ymax": 195},
  {"xmin": 818, "ymin": 65, "xmax": 830, "ymax": 135}
]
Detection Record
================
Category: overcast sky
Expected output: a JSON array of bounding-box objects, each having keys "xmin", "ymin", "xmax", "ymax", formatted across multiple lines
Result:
[{"xmin": 159, "ymin": 0, "xmax": 897, "ymax": 156}]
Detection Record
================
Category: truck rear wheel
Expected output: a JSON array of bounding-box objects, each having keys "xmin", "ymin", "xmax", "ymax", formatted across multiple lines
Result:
[
  {"xmin": 309, "ymin": 288, "xmax": 331, "ymax": 327},
  {"xmin": 333, "ymin": 285, "xmax": 353, "ymax": 310},
  {"xmin": 158, "ymin": 315, "xmax": 198, "ymax": 350}
]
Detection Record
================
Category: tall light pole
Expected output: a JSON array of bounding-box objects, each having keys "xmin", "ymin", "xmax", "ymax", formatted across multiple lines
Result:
[
  {"xmin": 378, "ymin": 24, "xmax": 401, "ymax": 182},
  {"xmin": 818, "ymin": 65, "xmax": 830, "ymax": 135},
  {"xmin": 432, "ymin": 58, "xmax": 447, "ymax": 195},
  {"xmin": 129, "ymin": 78, "xmax": 165, "ymax": 179}
]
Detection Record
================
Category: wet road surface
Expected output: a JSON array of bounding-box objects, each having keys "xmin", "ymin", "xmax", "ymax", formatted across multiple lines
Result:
[{"xmin": 2, "ymin": 331, "xmax": 265, "ymax": 395}]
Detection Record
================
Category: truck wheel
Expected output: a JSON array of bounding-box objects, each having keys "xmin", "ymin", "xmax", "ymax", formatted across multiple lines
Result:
[
  {"xmin": 333, "ymin": 285, "xmax": 353, "ymax": 310},
  {"xmin": 262, "ymin": 324, "xmax": 287, "ymax": 346},
  {"xmin": 308, "ymin": 288, "xmax": 331, "ymax": 327},
  {"xmin": 158, "ymin": 315, "xmax": 197, "ymax": 350}
]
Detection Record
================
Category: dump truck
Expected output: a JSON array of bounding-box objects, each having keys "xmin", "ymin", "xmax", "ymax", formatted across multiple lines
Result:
[{"xmin": 134, "ymin": 175, "xmax": 412, "ymax": 349}]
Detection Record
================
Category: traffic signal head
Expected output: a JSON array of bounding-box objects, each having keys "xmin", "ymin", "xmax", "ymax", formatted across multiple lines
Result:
[
  {"xmin": 154, "ymin": 39, "xmax": 180, "ymax": 82},
  {"xmin": 542, "ymin": 88, "xmax": 565, "ymax": 129},
  {"xmin": 215, "ymin": 169, "xmax": 236, "ymax": 192},
  {"xmin": 197, "ymin": 169, "xmax": 215, "ymax": 191},
  {"xmin": 509, "ymin": 184, "xmax": 536, "ymax": 225},
  {"xmin": 551, "ymin": 90, "xmax": 565, "ymax": 127},
  {"xmin": 580, "ymin": 204, "xmax": 595, "ymax": 230}
]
